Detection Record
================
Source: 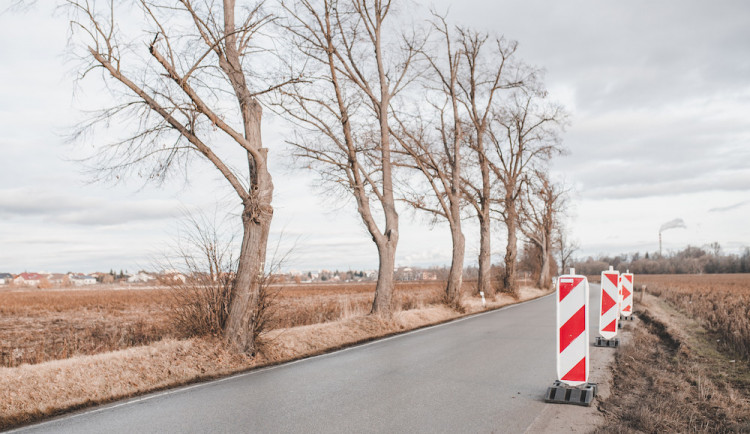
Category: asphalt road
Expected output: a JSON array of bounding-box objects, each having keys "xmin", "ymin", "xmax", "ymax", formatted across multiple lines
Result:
[{"xmin": 16, "ymin": 285, "xmax": 605, "ymax": 434}]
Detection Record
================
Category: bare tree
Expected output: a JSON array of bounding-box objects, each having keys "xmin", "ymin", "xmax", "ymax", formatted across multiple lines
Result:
[
  {"xmin": 392, "ymin": 15, "xmax": 464, "ymax": 307},
  {"xmin": 455, "ymin": 29, "xmax": 524, "ymax": 297},
  {"xmin": 557, "ymin": 225, "xmax": 579, "ymax": 273},
  {"xmin": 487, "ymin": 86, "xmax": 566, "ymax": 296},
  {"xmin": 276, "ymin": 0, "xmax": 421, "ymax": 315},
  {"xmin": 519, "ymin": 169, "xmax": 566, "ymax": 289},
  {"xmin": 66, "ymin": 0, "xmax": 296, "ymax": 353}
]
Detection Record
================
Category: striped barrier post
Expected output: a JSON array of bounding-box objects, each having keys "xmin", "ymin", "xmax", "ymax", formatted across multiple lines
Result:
[
  {"xmin": 618, "ymin": 275, "xmax": 623, "ymax": 316},
  {"xmin": 621, "ymin": 271, "xmax": 634, "ymax": 320},
  {"xmin": 595, "ymin": 266, "xmax": 620, "ymax": 347},
  {"xmin": 545, "ymin": 269, "xmax": 596, "ymax": 406}
]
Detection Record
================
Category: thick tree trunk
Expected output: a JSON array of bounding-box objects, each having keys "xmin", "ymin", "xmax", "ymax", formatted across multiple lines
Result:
[
  {"xmin": 224, "ymin": 155, "xmax": 273, "ymax": 353},
  {"xmin": 537, "ymin": 245, "xmax": 550, "ymax": 289},
  {"xmin": 477, "ymin": 211, "xmax": 493, "ymax": 298},
  {"xmin": 446, "ymin": 221, "xmax": 465, "ymax": 307},
  {"xmin": 503, "ymin": 200, "xmax": 518, "ymax": 296},
  {"xmin": 224, "ymin": 206, "xmax": 271, "ymax": 353},
  {"xmin": 371, "ymin": 237, "xmax": 397, "ymax": 314}
]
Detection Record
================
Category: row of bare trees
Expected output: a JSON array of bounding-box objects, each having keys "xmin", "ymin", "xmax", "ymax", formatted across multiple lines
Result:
[
  {"xmin": 275, "ymin": 3, "xmax": 568, "ymax": 304},
  {"xmin": 66, "ymin": 0, "xmax": 570, "ymax": 354}
]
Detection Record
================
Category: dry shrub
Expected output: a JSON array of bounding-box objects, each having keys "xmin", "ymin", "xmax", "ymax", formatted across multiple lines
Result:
[
  {"xmin": 638, "ymin": 274, "xmax": 750, "ymax": 360},
  {"xmin": 167, "ymin": 274, "xmax": 233, "ymax": 338},
  {"xmin": 163, "ymin": 210, "xmax": 278, "ymax": 345}
]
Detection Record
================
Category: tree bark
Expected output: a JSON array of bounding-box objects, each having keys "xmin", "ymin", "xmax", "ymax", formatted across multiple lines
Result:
[
  {"xmin": 476, "ymin": 148, "xmax": 493, "ymax": 297},
  {"xmin": 225, "ymin": 147, "xmax": 273, "ymax": 354},
  {"xmin": 371, "ymin": 236, "xmax": 397, "ymax": 314},
  {"xmin": 225, "ymin": 196, "xmax": 272, "ymax": 354},
  {"xmin": 477, "ymin": 211, "xmax": 493, "ymax": 297},
  {"xmin": 537, "ymin": 244, "xmax": 550, "ymax": 290},
  {"xmin": 503, "ymin": 197, "xmax": 518, "ymax": 296},
  {"xmin": 446, "ymin": 220, "xmax": 465, "ymax": 306}
]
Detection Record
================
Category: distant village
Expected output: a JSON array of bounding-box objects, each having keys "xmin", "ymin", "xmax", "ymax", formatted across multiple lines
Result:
[{"xmin": 0, "ymin": 266, "xmax": 445, "ymax": 289}]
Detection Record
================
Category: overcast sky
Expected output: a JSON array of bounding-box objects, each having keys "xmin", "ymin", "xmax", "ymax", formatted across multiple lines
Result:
[{"xmin": 1, "ymin": 1, "xmax": 749, "ymax": 273}]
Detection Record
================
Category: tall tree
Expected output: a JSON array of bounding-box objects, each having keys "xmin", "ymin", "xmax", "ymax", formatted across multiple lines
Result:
[
  {"xmin": 393, "ymin": 15, "xmax": 464, "ymax": 307},
  {"xmin": 455, "ymin": 29, "xmax": 524, "ymax": 297},
  {"xmin": 67, "ymin": 0, "xmax": 295, "ymax": 353},
  {"xmin": 519, "ymin": 169, "xmax": 566, "ymax": 289},
  {"xmin": 487, "ymin": 86, "xmax": 566, "ymax": 296},
  {"xmin": 277, "ymin": 0, "xmax": 421, "ymax": 314}
]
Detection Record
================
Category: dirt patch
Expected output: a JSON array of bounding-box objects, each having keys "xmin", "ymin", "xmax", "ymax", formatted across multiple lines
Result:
[{"xmin": 593, "ymin": 294, "xmax": 750, "ymax": 433}]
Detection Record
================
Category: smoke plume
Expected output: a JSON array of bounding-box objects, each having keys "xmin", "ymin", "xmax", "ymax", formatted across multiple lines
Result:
[{"xmin": 659, "ymin": 218, "xmax": 686, "ymax": 233}]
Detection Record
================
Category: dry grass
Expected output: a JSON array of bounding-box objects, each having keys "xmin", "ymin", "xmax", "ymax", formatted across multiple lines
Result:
[
  {"xmin": 268, "ymin": 281, "xmax": 446, "ymax": 328},
  {"xmin": 0, "ymin": 337, "xmax": 254, "ymax": 429},
  {"xmin": 595, "ymin": 277, "xmax": 750, "ymax": 433},
  {"xmin": 0, "ymin": 284, "xmax": 551, "ymax": 430},
  {"xmin": 0, "ymin": 282, "xmax": 449, "ymax": 368},
  {"xmin": 637, "ymin": 274, "xmax": 750, "ymax": 360},
  {"xmin": 596, "ymin": 311, "xmax": 749, "ymax": 433},
  {"xmin": 0, "ymin": 289, "xmax": 174, "ymax": 367}
]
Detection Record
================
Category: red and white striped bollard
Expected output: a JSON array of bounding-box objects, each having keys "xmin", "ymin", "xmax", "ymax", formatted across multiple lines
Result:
[{"xmin": 556, "ymin": 268, "xmax": 590, "ymax": 386}]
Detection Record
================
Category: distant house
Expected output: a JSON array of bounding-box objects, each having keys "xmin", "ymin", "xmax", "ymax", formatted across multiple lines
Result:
[
  {"xmin": 14, "ymin": 272, "xmax": 45, "ymax": 287},
  {"xmin": 0, "ymin": 273, "xmax": 13, "ymax": 285},
  {"xmin": 69, "ymin": 274, "xmax": 97, "ymax": 286},
  {"xmin": 128, "ymin": 272, "xmax": 156, "ymax": 283},
  {"xmin": 47, "ymin": 273, "xmax": 68, "ymax": 286},
  {"xmin": 160, "ymin": 272, "xmax": 187, "ymax": 284}
]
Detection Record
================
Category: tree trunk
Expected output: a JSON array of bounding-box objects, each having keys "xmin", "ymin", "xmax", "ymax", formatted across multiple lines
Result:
[
  {"xmin": 371, "ymin": 237, "xmax": 397, "ymax": 315},
  {"xmin": 477, "ymin": 211, "xmax": 493, "ymax": 298},
  {"xmin": 537, "ymin": 245, "xmax": 550, "ymax": 289},
  {"xmin": 446, "ymin": 222, "xmax": 465, "ymax": 307},
  {"xmin": 476, "ymin": 146, "xmax": 493, "ymax": 297},
  {"xmin": 502, "ymin": 199, "xmax": 518, "ymax": 296},
  {"xmin": 225, "ymin": 198, "xmax": 273, "ymax": 353},
  {"xmin": 224, "ymin": 150, "xmax": 273, "ymax": 354}
]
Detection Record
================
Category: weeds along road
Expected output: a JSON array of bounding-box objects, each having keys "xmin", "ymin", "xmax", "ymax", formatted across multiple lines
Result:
[{"xmin": 16, "ymin": 286, "xmax": 604, "ymax": 434}]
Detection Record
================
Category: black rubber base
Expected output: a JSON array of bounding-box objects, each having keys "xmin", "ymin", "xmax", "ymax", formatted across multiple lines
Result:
[
  {"xmin": 545, "ymin": 381, "xmax": 597, "ymax": 406},
  {"xmin": 594, "ymin": 336, "xmax": 620, "ymax": 347}
]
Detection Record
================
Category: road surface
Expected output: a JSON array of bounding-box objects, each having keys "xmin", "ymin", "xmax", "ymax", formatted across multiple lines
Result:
[{"xmin": 16, "ymin": 285, "xmax": 609, "ymax": 433}]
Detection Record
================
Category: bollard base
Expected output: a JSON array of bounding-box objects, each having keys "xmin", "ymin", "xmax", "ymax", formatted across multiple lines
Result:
[
  {"xmin": 545, "ymin": 381, "xmax": 597, "ymax": 406},
  {"xmin": 594, "ymin": 336, "xmax": 620, "ymax": 347}
]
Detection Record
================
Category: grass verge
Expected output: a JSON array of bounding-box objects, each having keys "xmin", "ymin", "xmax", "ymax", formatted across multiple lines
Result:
[
  {"xmin": 0, "ymin": 286, "xmax": 550, "ymax": 430},
  {"xmin": 593, "ymin": 293, "xmax": 750, "ymax": 433}
]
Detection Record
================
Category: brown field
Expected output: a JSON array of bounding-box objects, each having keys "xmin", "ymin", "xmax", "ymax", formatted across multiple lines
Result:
[
  {"xmin": 0, "ymin": 289, "xmax": 174, "ymax": 367},
  {"xmin": 0, "ymin": 281, "xmax": 446, "ymax": 368},
  {"xmin": 636, "ymin": 274, "xmax": 750, "ymax": 360}
]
